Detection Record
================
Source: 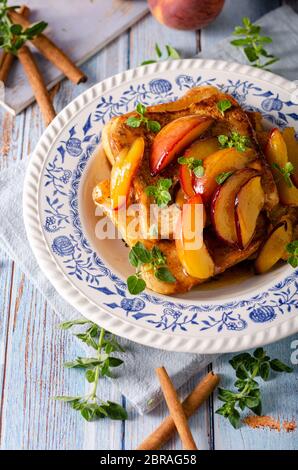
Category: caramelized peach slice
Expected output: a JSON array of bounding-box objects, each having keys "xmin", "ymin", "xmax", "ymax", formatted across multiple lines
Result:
[
  {"xmin": 235, "ymin": 176, "xmax": 265, "ymax": 248},
  {"xmin": 179, "ymin": 137, "xmax": 220, "ymax": 197},
  {"xmin": 147, "ymin": 86, "xmax": 219, "ymax": 113},
  {"xmin": 176, "ymin": 195, "xmax": 214, "ymax": 279},
  {"xmin": 265, "ymin": 128, "xmax": 288, "ymax": 167},
  {"xmin": 283, "ymin": 127, "xmax": 298, "ymax": 187},
  {"xmin": 150, "ymin": 115, "xmax": 213, "ymax": 175},
  {"xmin": 255, "ymin": 219, "xmax": 292, "ymax": 273},
  {"xmin": 110, "ymin": 137, "xmax": 145, "ymax": 210},
  {"xmin": 265, "ymin": 128, "xmax": 298, "ymax": 206},
  {"xmin": 194, "ymin": 147, "xmax": 255, "ymax": 202},
  {"xmin": 211, "ymin": 168, "xmax": 259, "ymax": 245},
  {"xmin": 92, "ymin": 179, "xmax": 110, "ymax": 205}
]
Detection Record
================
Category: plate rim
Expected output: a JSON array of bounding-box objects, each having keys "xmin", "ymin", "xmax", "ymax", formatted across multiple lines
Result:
[{"xmin": 23, "ymin": 58, "xmax": 298, "ymax": 353}]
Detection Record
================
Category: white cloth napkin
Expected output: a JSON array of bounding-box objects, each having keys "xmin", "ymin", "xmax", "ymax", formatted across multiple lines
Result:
[
  {"xmin": 1, "ymin": 3, "xmax": 297, "ymax": 415},
  {"xmin": 198, "ymin": 5, "xmax": 298, "ymax": 81}
]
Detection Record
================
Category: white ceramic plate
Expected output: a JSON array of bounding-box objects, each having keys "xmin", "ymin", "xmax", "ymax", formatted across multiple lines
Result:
[{"xmin": 23, "ymin": 59, "xmax": 298, "ymax": 353}]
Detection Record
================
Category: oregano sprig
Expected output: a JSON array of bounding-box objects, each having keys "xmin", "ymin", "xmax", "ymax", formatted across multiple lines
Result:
[
  {"xmin": 127, "ymin": 242, "xmax": 176, "ymax": 295},
  {"xmin": 230, "ymin": 17, "xmax": 279, "ymax": 70},
  {"xmin": 126, "ymin": 102, "xmax": 161, "ymax": 133},
  {"xmin": 0, "ymin": 0, "xmax": 47, "ymax": 55},
  {"xmin": 54, "ymin": 320, "xmax": 127, "ymax": 422},
  {"xmin": 216, "ymin": 347, "xmax": 293, "ymax": 429},
  {"xmin": 217, "ymin": 99, "xmax": 232, "ymax": 116},
  {"xmin": 178, "ymin": 156, "xmax": 205, "ymax": 177},
  {"xmin": 145, "ymin": 177, "xmax": 173, "ymax": 207},
  {"xmin": 218, "ymin": 131, "xmax": 251, "ymax": 152},
  {"xmin": 141, "ymin": 43, "xmax": 180, "ymax": 65}
]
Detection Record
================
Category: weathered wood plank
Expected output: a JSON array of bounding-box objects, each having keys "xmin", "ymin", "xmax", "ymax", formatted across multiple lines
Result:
[
  {"xmin": 201, "ymin": 0, "xmax": 281, "ymax": 51},
  {"xmin": 213, "ymin": 336, "xmax": 298, "ymax": 450}
]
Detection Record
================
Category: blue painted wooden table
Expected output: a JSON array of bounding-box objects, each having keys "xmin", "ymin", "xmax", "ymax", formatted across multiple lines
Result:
[{"xmin": 0, "ymin": 0, "xmax": 297, "ymax": 450}]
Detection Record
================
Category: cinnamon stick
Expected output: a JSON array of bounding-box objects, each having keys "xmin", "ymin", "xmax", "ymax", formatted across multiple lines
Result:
[
  {"xmin": 17, "ymin": 45, "xmax": 56, "ymax": 126},
  {"xmin": 8, "ymin": 10, "xmax": 87, "ymax": 84},
  {"xmin": 137, "ymin": 371, "xmax": 219, "ymax": 450},
  {"xmin": 155, "ymin": 366, "xmax": 198, "ymax": 451},
  {"xmin": 0, "ymin": 5, "xmax": 30, "ymax": 84}
]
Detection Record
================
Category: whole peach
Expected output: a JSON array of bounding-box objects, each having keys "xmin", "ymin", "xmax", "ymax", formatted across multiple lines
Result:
[{"xmin": 148, "ymin": 0, "xmax": 225, "ymax": 30}]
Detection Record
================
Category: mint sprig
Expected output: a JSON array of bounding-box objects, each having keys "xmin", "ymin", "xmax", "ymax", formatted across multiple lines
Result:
[
  {"xmin": 126, "ymin": 102, "xmax": 161, "ymax": 133},
  {"xmin": 218, "ymin": 131, "xmax": 250, "ymax": 152},
  {"xmin": 145, "ymin": 177, "xmax": 172, "ymax": 207},
  {"xmin": 272, "ymin": 162, "xmax": 294, "ymax": 188},
  {"xmin": 216, "ymin": 347, "xmax": 293, "ymax": 429},
  {"xmin": 141, "ymin": 43, "xmax": 180, "ymax": 65},
  {"xmin": 127, "ymin": 242, "xmax": 176, "ymax": 295},
  {"xmin": 178, "ymin": 156, "xmax": 205, "ymax": 177},
  {"xmin": 217, "ymin": 99, "xmax": 232, "ymax": 116},
  {"xmin": 230, "ymin": 17, "xmax": 279, "ymax": 70},
  {"xmin": 286, "ymin": 240, "xmax": 298, "ymax": 268},
  {"xmin": 54, "ymin": 321, "xmax": 127, "ymax": 421}
]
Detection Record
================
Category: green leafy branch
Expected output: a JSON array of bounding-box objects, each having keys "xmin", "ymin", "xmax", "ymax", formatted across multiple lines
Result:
[
  {"xmin": 218, "ymin": 131, "xmax": 251, "ymax": 152},
  {"xmin": 127, "ymin": 242, "xmax": 176, "ymax": 295},
  {"xmin": 178, "ymin": 156, "xmax": 205, "ymax": 177},
  {"xmin": 145, "ymin": 177, "xmax": 172, "ymax": 207},
  {"xmin": 230, "ymin": 17, "xmax": 279, "ymax": 70},
  {"xmin": 126, "ymin": 102, "xmax": 161, "ymax": 133},
  {"xmin": 216, "ymin": 347, "xmax": 293, "ymax": 428},
  {"xmin": 54, "ymin": 320, "xmax": 127, "ymax": 422},
  {"xmin": 0, "ymin": 0, "xmax": 47, "ymax": 54}
]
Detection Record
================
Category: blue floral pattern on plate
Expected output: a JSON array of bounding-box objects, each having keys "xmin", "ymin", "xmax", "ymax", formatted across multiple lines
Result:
[{"xmin": 41, "ymin": 73, "xmax": 298, "ymax": 334}]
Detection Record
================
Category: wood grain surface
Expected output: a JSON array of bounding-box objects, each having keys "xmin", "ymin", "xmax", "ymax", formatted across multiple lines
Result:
[{"xmin": 0, "ymin": 0, "xmax": 297, "ymax": 450}]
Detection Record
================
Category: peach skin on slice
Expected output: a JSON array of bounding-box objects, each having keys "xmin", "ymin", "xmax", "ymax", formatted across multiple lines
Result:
[
  {"xmin": 176, "ymin": 195, "xmax": 214, "ymax": 279},
  {"xmin": 255, "ymin": 219, "xmax": 292, "ymax": 273},
  {"xmin": 179, "ymin": 137, "xmax": 220, "ymax": 198},
  {"xmin": 235, "ymin": 175, "xmax": 265, "ymax": 249},
  {"xmin": 150, "ymin": 115, "xmax": 213, "ymax": 176},
  {"xmin": 110, "ymin": 137, "xmax": 145, "ymax": 210},
  {"xmin": 211, "ymin": 168, "xmax": 259, "ymax": 246},
  {"xmin": 283, "ymin": 127, "xmax": 298, "ymax": 187},
  {"xmin": 194, "ymin": 147, "xmax": 255, "ymax": 203}
]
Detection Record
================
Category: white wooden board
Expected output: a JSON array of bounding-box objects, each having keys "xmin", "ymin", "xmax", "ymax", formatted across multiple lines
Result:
[{"xmin": 0, "ymin": 0, "xmax": 148, "ymax": 115}]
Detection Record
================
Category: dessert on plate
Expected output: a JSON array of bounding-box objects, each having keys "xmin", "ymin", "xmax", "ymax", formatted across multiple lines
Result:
[{"xmin": 93, "ymin": 85, "xmax": 298, "ymax": 295}]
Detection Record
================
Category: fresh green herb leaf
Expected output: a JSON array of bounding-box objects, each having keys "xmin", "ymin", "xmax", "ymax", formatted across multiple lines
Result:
[
  {"xmin": 218, "ymin": 131, "xmax": 251, "ymax": 152},
  {"xmin": 127, "ymin": 275, "xmax": 146, "ymax": 295},
  {"xmin": 154, "ymin": 266, "xmax": 176, "ymax": 283},
  {"xmin": 126, "ymin": 102, "xmax": 161, "ymax": 133},
  {"xmin": 141, "ymin": 43, "xmax": 180, "ymax": 65},
  {"xmin": 127, "ymin": 242, "xmax": 176, "ymax": 294},
  {"xmin": 0, "ymin": 1, "xmax": 47, "ymax": 55},
  {"xmin": 217, "ymin": 99, "xmax": 232, "ymax": 116},
  {"xmin": 54, "ymin": 322, "xmax": 127, "ymax": 422},
  {"xmin": 216, "ymin": 347, "xmax": 293, "ymax": 429},
  {"xmin": 230, "ymin": 17, "xmax": 279, "ymax": 70},
  {"xmin": 269, "ymin": 359, "xmax": 293, "ymax": 373},
  {"xmin": 215, "ymin": 171, "xmax": 234, "ymax": 185},
  {"xmin": 145, "ymin": 178, "xmax": 172, "ymax": 208},
  {"xmin": 286, "ymin": 240, "xmax": 298, "ymax": 268},
  {"xmin": 178, "ymin": 156, "xmax": 205, "ymax": 177},
  {"xmin": 272, "ymin": 162, "xmax": 294, "ymax": 188}
]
